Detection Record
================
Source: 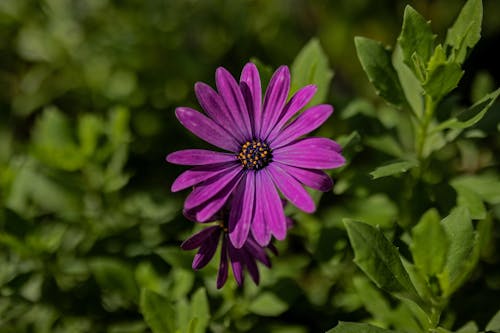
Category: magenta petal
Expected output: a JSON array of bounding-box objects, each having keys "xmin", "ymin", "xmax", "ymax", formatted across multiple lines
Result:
[
  {"xmin": 273, "ymin": 137, "xmax": 345, "ymax": 169},
  {"xmin": 251, "ymin": 172, "xmax": 272, "ymax": 246},
  {"xmin": 242, "ymin": 249, "xmax": 260, "ymax": 284},
  {"xmin": 217, "ymin": 236, "xmax": 229, "ymax": 289},
  {"xmin": 167, "ymin": 149, "xmax": 236, "ymax": 166},
  {"xmin": 259, "ymin": 170, "xmax": 287, "ymax": 241},
  {"xmin": 194, "ymin": 82, "xmax": 246, "ymax": 142},
  {"xmin": 276, "ymin": 162, "xmax": 333, "ymax": 192},
  {"xmin": 267, "ymin": 164, "xmax": 316, "ymax": 213},
  {"xmin": 246, "ymin": 238, "xmax": 271, "ymax": 267},
  {"xmin": 184, "ymin": 165, "xmax": 242, "ymax": 210},
  {"xmin": 192, "ymin": 228, "xmax": 221, "ymax": 270},
  {"xmin": 175, "ymin": 107, "xmax": 239, "ymax": 151},
  {"xmin": 260, "ymin": 66, "xmax": 290, "ymax": 138},
  {"xmin": 266, "ymin": 84, "xmax": 317, "ymax": 142},
  {"xmin": 171, "ymin": 163, "xmax": 235, "ymax": 192},
  {"xmin": 271, "ymin": 104, "xmax": 333, "ymax": 148},
  {"xmin": 194, "ymin": 172, "xmax": 244, "ymax": 222},
  {"xmin": 216, "ymin": 67, "xmax": 253, "ymax": 139},
  {"xmin": 228, "ymin": 172, "xmax": 255, "ymax": 248},
  {"xmin": 240, "ymin": 63, "xmax": 262, "ymax": 136},
  {"xmin": 228, "ymin": 243, "xmax": 244, "ymax": 286},
  {"xmin": 181, "ymin": 225, "xmax": 219, "ymax": 250}
]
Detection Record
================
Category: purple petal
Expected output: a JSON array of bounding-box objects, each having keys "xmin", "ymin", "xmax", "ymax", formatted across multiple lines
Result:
[
  {"xmin": 194, "ymin": 172, "xmax": 244, "ymax": 222},
  {"xmin": 175, "ymin": 107, "xmax": 239, "ymax": 151},
  {"xmin": 216, "ymin": 67, "xmax": 253, "ymax": 139},
  {"xmin": 217, "ymin": 236, "xmax": 229, "ymax": 289},
  {"xmin": 184, "ymin": 165, "xmax": 242, "ymax": 210},
  {"xmin": 275, "ymin": 162, "xmax": 333, "ymax": 192},
  {"xmin": 171, "ymin": 163, "xmax": 235, "ymax": 192},
  {"xmin": 270, "ymin": 104, "xmax": 333, "ymax": 149},
  {"xmin": 228, "ymin": 243, "xmax": 244, "ymax": 286},
  {"xmin": 192, "ymin": 228, "xmax": 221, "ymax": 270},
  {"xmin": 267, "ymin": 242, "xmax": 279, "ymax": 256},
  {"xmin": 167, "ymin": 149, "xmax": 236, "ymax": 166},
  {"xmin": 246, "ymin": 238, "xmax": 271, "ymax": 267},
  {"xmin": 183, "ymin": 208, "xmax": 221, "ymax": 223},
  {"xmin": 240, "ymin": 63, "xmax": 262, "ymax": 136},
  {"xmin": 242, "ymin": 249, "xmax": 260, "ymax": 284},
  {"xmin": 260, "ymin": 170, "xmax": 287, "ymax": 241},
  {"xmin": 260, "ymin": 66, "xmax": 290, "ymax": 138},
  {"xmin": 251, "ymin": 171, "xmax": 272, "ymax": 246},
  {"xmin": 267, "ymin": 164, "xmax": 316, "ymax": 213},
  {"xmin": 228, "ymin": 172, "xmax": 255, "ymax": 248},
  {"xmin": 266, "ymin": 84, "xmax": 317, "ymax": 142},
  {"xmin": 181, "ymin": 225, "xmax": 220, "ymax": 250},
  {"xmin": 273, "ymin": 137, "xmax": 345, "ymax": 169},
  {"xmin": 194, "ymin": 82, "xmax": 246, "ymax": 142}
]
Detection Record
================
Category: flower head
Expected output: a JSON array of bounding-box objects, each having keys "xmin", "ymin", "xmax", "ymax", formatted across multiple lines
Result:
[
  {"xmin": 181, "ymin": 210, "xmax": 279, "ymax": 289},
  {"xmin": 167, "ymin": 63, "xmax": 345, "ymax": 248}
]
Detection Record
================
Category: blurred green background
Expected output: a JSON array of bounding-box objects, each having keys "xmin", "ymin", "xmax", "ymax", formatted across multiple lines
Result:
[{"xmin": 1, "ymin": 0, "xmax": 500, "ymax": 332}]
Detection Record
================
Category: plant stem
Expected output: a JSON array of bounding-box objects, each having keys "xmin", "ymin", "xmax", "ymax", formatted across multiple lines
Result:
[{"xmin": 416, "ymin": 95, "xmax": 436, "ymax": 161}]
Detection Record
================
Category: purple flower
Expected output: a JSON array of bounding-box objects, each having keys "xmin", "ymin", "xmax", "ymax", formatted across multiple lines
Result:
[
  {"xmin": 167, "ymin": 63, "xmax": 345, "ymax": 248},
  {"xmin": 181, "ymin": 213, "xmax": 279, "ymax": 289}
]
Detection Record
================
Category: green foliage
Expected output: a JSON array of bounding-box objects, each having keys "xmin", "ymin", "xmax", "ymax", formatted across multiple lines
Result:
[
  {"xmin": 1, "ymin": 0, "xmax": 499, "ymax": 332},
  {"xmin": 291, "ymin": 38, "xmax": 334, "ymax": 106},
  {"xmin": 354, "ymin": 37, "xmax": 407, "ymax": 107}
]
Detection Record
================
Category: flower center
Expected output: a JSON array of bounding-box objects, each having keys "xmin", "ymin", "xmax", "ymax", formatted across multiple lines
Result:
[{"xmin": 237, "ymin": 140, "xmax": 272, "ymax": 170}]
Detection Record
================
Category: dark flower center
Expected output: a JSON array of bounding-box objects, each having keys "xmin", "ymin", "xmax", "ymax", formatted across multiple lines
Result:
[{"xmin": 237, "ymin": 140, "xmax": 272, "ymax": 170}]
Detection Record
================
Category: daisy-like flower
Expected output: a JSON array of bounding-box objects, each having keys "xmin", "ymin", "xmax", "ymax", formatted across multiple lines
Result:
[
  {"xmin": 181, "ymin": 210, "xmax": 280, "ymax": 289},
  {"xmin": 167, "ymin": 63, "xmax": 345, "ymax": 248}
]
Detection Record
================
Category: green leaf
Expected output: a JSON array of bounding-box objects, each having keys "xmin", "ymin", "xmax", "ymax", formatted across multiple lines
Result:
[
  {"xmin": 291, "ymin": 38, "xmax": 334, "ymax": 106},
  {"xmin": 435, "ymin": 87, "xmax": 500, "ymax": 131},
  {"xmin": 451, "ymin": 183, "xmax": 486, "ymax": 219},
  {"xmin": 89, "ymin": 258, "xmax": 139, "ymax": 301},
  {"xmin": 31, "ymin": 107, "xmax": 85, "ymax": 171},
  {"xmin": 455, "ymin": 321, "xmax": 479, "ymax": 333},
  {"xmin": 486, "ymin": 309, "xmax": 500, "ymax": 331},
  {"xmin": 370, "ymin": 159, "xmax": 418, "ymax": 179},
  {"xmin": 393, "ymin": 44, "xmax": 424, "ymax": 116},
  {"xmin": 355, "ymin": 37, "xmax": 407, "ymax": 107},
  {"xmin": 190, "ymin": 288, "xmax": 210, "ymax": 333},
  {"xmin": 397, "ymin": 5, "xmax": 436, "ymax": 80},
  {"xmin": 365, "ymin": 135, "xmax": 404, "ymax": 158},
  {"xmin": 423, "ymin": 45, "xmax": 463, "ymax": 100},
  {"xmin": 327, "ymin": 321, "xmax": 404, "ymax": 333},
  {"xmin": 445, "ymin": 0, "xmax": 483, "ymax": 64},
  {"xmin": 450, "ymin": 173, "xmax": 500, "ymax": 204},
  {"xmin": 78, "ymin": 113, "xmax": 102, "ymax": 157},
  {"xmin": 438, "ymin": 207, "xmax": 479, "ymax": 297},
  {"xmin": 140, "ymin": 289, "xmax": 176, "ymax": 333},
  {"xmin": 411, "ymin": 209, "xmax": 449, "ymax": 278},
  {"xmin": 249, "ymin": 292, "xmax": 289, "ymax": 316},
  {"xmin": 344, "ymin": 220, "xmax": 421, "ymax": 305}
]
